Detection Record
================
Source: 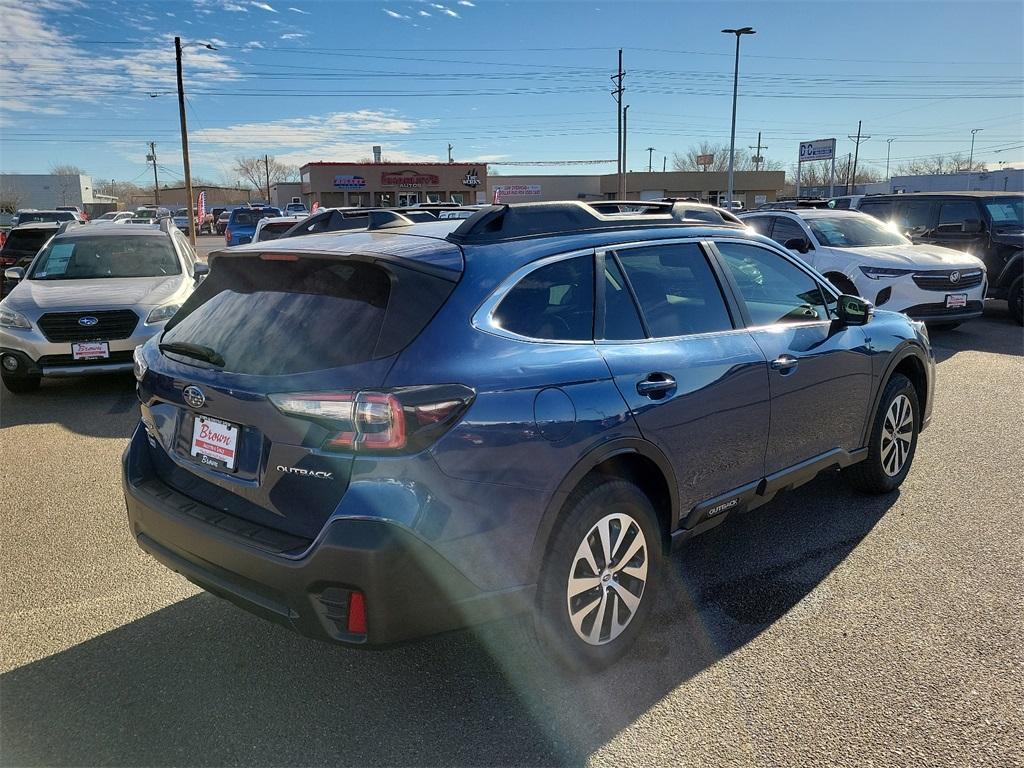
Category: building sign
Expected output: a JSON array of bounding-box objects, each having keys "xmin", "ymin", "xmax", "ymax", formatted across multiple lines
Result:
[
  {"xmin": 799, "ymin": 139, "xmax": 836, "ymax": 162},
  {"xmin": 462, "ymin": 168, "xmax": 481, "ymax": 187},
  {"xmin": 381, "ymin": 170, "xmax": 441, "ymax": 188},
  {"xmin": 333, "ymin": 175, "xmax": 366, "ymax": 189},
  {"xmin": 494, "ymin": 184, "xmax": 542, "ymax": 198},
  {"xmin": 754, "ymin": 194, "xmax": 767, "ymax": 206},
  {"xmin": 696, "ymin": 153, "xmax": 715, "ymax": 168}
]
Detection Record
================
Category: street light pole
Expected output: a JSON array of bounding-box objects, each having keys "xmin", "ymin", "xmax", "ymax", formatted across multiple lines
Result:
[
  {"xmin": 646, "ymin": 146, "xmax": 655, "ymax": 173},
  {"xmin": 968, "ymin": 128, "xmax": 982, "ymax": 188},
  {"xmin": 885, "ymin": 137, "xmax": 895, "ymax": 183},
  {"xmin": 174, "ymin": 37, "xmax": 216, "ymax": 246},
  {"xmin": 722, "ymin": 27, "xmax": 755, "ymax": 208}
]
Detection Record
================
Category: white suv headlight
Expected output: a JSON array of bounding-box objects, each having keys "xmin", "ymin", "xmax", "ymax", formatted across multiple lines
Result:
[
  {"xmin": 146, "ymin": 303, "xmax": 181, "ymax": 324},
  {"xmin": 859, "ymin": 266, "xmax": 915, "ymax": 280},
  {"xmin": 0, "ymin": 306, "xmax": 32, "ymax": 329}
]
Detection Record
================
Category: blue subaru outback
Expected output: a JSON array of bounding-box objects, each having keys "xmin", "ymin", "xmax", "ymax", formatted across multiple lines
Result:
[{"xmin": 124, "ymin": 201, "xmax": 935, "ymax": 668}]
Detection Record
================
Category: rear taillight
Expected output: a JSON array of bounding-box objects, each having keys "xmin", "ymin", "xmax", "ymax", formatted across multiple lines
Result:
[
  {"xmin": 224, "ymin": 228, "xmax": 231, "ymax": 243},
  {"xmin": 268, "ymin": 385, "xmax": 474, "ymax": 455}
]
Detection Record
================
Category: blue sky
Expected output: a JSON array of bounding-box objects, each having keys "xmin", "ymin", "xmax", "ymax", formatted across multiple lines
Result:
[{"xmin": 1, "ymin": 0, "xmax": 1021, "ymax": 185}]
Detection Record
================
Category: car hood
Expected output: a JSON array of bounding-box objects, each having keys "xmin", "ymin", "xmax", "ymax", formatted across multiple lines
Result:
[
  {"xmin": 5, "ymin": 275, "xmax": 187, "ymax": 313},
  {"xmin": 836, "ymin": 243, "xmax": 986, "ymax": 269}
]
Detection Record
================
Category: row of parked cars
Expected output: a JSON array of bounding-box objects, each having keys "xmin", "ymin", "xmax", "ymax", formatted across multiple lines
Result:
[{"xmin": 0, "ymin": 195, "xmax": 1017, "ymax": 668}]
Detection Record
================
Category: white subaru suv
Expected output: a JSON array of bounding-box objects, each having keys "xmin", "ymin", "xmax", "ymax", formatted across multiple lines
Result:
[
  {"xmin": 0, "ymin": 220, "xmax": 206, "ymax": 393},
  {"xmin": 740, "ymin": 209, "xmax": 987, "ymax": 328}
]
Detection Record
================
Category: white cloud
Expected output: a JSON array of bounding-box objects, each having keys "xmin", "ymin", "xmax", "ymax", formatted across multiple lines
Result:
[
  {"xmin": 441, "ymin": 7, "xmax": 458, "ymax": 16},
  {"xmin": 279, "ymin": 32, "xmax": 305, "ymax": 38},
  {"xmin": 222, "ymin": 2, "xmax": 248, "ymax": 10},
  {"xmin": 242, "ymin": 40, "xmax": 265, "ymax": 48},
  {"xmin": 457, "ymin": 0, "xmax": 474, "ymax": 5},
  {"xmin": 288, "ymin": 5, "xmax": 310, "ymax": 12},
  {"xmin": 250, "ymin": 1, "xmax": 278, "ymax": 11},
  {"xmin": 418, "ymin": 9, "xmax": 430, "ymax": 15},
  {"xmin": 210, "ymin": 38, "xmax": 228, "ymax": 46},
  {"xmin": 383, "ymin": 8, "xmax": 408, "ymax": 18}
]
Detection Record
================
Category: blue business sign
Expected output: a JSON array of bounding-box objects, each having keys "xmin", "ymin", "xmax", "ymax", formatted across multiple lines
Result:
[{"xmin": 334, "ymin": 175, "xmax": 367, "ymax": 189}]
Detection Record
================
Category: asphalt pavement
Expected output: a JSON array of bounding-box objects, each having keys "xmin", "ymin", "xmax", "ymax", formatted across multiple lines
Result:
[{"xmin": 1, "ymin": 303, "xmax": 1021, "ymax": 767}]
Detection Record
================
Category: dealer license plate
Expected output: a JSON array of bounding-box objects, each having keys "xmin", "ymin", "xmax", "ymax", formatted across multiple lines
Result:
[
  {"xmin": 190, "ymin": 415, "xmax": 239, "ymax": 471},
  {"xmin": 72, "ymin": 341, "xmax": 109, "ymax": 360},
  {"xmin": 945, "ymin": 293, "xmax": 967, "ymax": 309}
]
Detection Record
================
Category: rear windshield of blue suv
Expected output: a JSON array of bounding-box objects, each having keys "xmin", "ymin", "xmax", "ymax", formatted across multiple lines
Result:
[
  {"xmin": 229, "ymin": 208, "xmax": 280, "ymax": 227},
  {"xmin": 162, "ymin": 255, "xmax": 455, "ymax": 374}
]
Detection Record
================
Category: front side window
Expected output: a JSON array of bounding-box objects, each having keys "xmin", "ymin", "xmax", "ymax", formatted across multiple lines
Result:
[
  {"xmin": 614, "ymin": 243, "xmax": 733, "ymax": 337},
  {"xmin": 937, "ymin": 200, "xmax": 982, "ymax": 231},
  {"xmin": 716, "ymin": 242, "xmax": 829, "ymax": 326},
  {"xmin": 896, "ymin": 200, "xmax": 935, "ymax": 235},
  {"xmin": 30, "ymin": 235, "xmax": 181, "ymax": 280},
  {"xmin": 770, "ymin": 217, "xmax": 810, "ymax": 248},
  {"xmin": 601, "ymin": 257, "xmax": 645, "ymax": 340},
  {"xmin": 493, "ymin": 256, "xmax": 594, "ymax": 341},
  {"xmin": 984, "ymin": 197, "xmax": 1023, "ymax": 229},
  {"xmin": 805, "ymin": 215, "xmax": 908, "ymax": 248}
]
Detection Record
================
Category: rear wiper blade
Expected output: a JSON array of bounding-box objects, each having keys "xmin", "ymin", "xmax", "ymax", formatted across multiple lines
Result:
[{"xmin": 158, "ymin": 341, "xmax": 225, "ymax": 367}]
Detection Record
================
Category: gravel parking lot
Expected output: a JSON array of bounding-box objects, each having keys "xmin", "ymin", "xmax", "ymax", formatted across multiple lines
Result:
[{"xmin": 1, "ymin": 304, "xmax": 1021, "ymax": 767}]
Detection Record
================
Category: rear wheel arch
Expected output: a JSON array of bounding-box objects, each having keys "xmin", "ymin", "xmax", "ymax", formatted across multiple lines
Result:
[{"xmin": 529, "ymin": 440, "xmax": 677, "ymax": 581}]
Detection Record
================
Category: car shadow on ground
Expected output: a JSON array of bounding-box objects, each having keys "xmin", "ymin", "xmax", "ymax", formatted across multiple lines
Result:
[
  {"xmin": 0, "ymin": 374, "xmax": 138, "ymax": 439},
  {"xmin": 927, "ymin": 301, "xmax": 1021, "ymax": 364},
  {"xmin": 0, "ymin": 474, "xmax": 896, "ymax": 767}
]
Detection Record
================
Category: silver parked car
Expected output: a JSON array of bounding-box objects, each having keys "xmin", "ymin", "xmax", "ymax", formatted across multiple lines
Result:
[{"xmin": 0, "ymin": 220, "xmax": 207, "ymax": 392}]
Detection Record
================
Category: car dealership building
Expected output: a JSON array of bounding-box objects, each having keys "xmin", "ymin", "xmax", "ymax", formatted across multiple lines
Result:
[{"xmin": 300, "ymin": 162, "xmax": 489, "ymax": 208}]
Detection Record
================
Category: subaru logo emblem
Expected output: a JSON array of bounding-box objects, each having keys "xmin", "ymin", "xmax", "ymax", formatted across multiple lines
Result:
[
  {"xmin": 182, "ymin": 385, "xmax": 206, "ymax": 409},
  {"xmin": 78, "ymin": 316, "xmax": 98, "ymax": 326},
  {"xmin": 949, "ymin": 271, "xmax": 961, "ymax": 284}
]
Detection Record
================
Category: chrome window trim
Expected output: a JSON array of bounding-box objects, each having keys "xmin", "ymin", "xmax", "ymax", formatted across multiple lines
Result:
[{"xmin": 471, "ymin": 247, "xmax": 598, "ymax": 345}]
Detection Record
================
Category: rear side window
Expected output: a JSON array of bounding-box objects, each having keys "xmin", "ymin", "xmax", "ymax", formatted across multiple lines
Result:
[
  {"xmin": 230, "ymin": 211, "xmax": 255, "ymax": 226},
  {"xmin": 744, "ymin": 216, "xmax": 772, "ymax": 235},
  {"xmin": 896, "ymin": 200, "xmax": 935, "ymax": 234},
  {"xmin": 256, "ymin": 222, "xmax": 296, "ymax": 242},
  {"xmin": 716, "ymin": 242, "xmax": 829, "ymax": 326},
  {"xmin": 163, "ymin": 257, "xmax": 455, "ymax": 374},
  {"xmin": 493, "ymin": 255, "xmax": 594, "ymax": 341},
  {"xmin": 615, "ymin": 243, "xmax": 732, "ymax": 337},
  {"xmin": 601, "ymin": 257, "xmax": 645, "ymax": 340},
  {"xmin": 858, "ymin": 199, "xmax": 895, "ymax": 222}
]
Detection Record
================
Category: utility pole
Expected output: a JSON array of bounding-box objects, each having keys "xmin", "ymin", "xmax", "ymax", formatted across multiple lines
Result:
[
  {"xmin": 885, "ymin": 138, "xmax": 895, "ymax": 185},
  {"xmin": 622, "ymin": 104, "xmax": 630, "ymax": 188},
  {"xmin": 148, "ymin": 142, "xmax": 160, "ymax": 205},
  {"xmin": 646, "ymin": 146, "xmax": 655, "ymax": 173},
  {"xmin": 662, "ymin": 155, "xmax": 667, "ymax": 173},
  {"xmin": 447, "ymin": 143, "xmax": 453, "ymax": 163},
  {"xmin": 264, "ymin": 154, "xmax": 271, "ymax": 204},
  {"xmin": 174, "ymin": 37, "xmax": 196, "ymax": 245},
  {"xmin": 847, "ymin": 120, "xmax": 870, "ymax": 195},
  {"xmin": 748, "ymin": 132, "xmax": 766, "ymax": 171},
  {"xmin": 611, "ymin": 49, "xmax": 625, "ymax": 199}
]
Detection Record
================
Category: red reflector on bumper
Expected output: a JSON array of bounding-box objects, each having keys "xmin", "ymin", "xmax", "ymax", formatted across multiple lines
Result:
[{"xmin": 347, "ymin": 591, "xmax": 367, "ymax": 635}]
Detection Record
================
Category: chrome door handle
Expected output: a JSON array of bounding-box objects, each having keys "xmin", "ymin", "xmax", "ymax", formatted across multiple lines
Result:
[
  {"xmin": 770, "ymin": 355, "xmax": 799, "ymax": 372},
  {"xmin": 637, "ymin": 375, "xmax": 676, "ymax": 397}
]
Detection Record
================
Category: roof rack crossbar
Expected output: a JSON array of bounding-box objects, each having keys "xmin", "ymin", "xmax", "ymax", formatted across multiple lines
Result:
[{"xmin": 447, "ymin": 200, "xmax": 743, "ymax": 244}]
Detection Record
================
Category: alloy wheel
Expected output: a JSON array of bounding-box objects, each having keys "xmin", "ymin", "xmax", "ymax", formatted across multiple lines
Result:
[
  {"xmin": 881, "ymin": 393, "xmax": 914, "ymax": 477},
  {"xmin": 566, "ymin": 512, "xmax": 649, "ymax": 646}
]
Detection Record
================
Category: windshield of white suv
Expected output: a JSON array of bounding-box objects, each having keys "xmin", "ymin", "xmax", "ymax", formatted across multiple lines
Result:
[
  {"xmin": 984, "ymin": 198, "xmax": 1023, "ymax": 229},
  {"xmin": 806, "ymin": 216, "xmax": 909, "ymax": 248},
  {"xmin": 29, "ymin": 235, "xmax": 180, "ymax": 280}
]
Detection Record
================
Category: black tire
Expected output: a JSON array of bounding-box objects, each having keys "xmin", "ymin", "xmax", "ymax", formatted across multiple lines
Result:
[
  {"xmin": 928, "ymin": 321, "xmax": 961, "ymax": 331},
  {"xmin": 845, "ymin": 373, "xmax": 919, "ymax": 494},
  {"xmin": 2, "ymin": 372, "xmax": 41, "ymax": 393},
  {"xmin": 826, "ymin": 273, "xmax": 859, "ymax": 297},
  {"xmin": 532, "ymin": 478, "xmax": 664, "ymax": 670},
  {"xmin": 1009, "ymin": 275, "xmax": 1023, "ymax": 326}
]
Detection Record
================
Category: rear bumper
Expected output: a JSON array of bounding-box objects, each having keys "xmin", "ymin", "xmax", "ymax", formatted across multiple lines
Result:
[{"xmin": 122, "ymin": 425, "xmax": 532, "ymax": 645}]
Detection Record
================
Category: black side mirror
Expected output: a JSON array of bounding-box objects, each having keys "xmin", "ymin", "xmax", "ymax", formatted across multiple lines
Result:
[
  {"xmin": 4, "ymin": 267, "xmax": 25, "ymax": 282},
  {"xmin": 192, "ymin": 262, "xmax": 209, "ymax": 280},
  {"xmin": 784, "ymin": 237, "xmax": 811, "ymax": 254},
  {"xmin": 836, "ymin": 294, "xmax": 873, "ymax": 326},
  {"xmin": 962, "ymin": 218, "xmax": 983, "ymax": 234}
]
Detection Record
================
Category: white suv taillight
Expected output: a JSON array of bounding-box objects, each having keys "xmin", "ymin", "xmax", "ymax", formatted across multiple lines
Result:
[{"xmin": 268, "ymin": 385, "xmax": 474, "ymax": 454}]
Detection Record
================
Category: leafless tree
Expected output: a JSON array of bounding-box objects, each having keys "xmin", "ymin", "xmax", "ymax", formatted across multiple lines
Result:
[
  {"xmin": 896, "ymin": 153, "xmax": 986, "ymax": 176},
  {"xmin": 0, "ymin": 182, "xmax": 22, "ymax": 213},
  {"xmin": 49, "ymin": 162, "xmax": 84, "ymax": 176},
  {"xmin": 233, "ymin": 156, "xmax": 299, "ymax": 192},
  {"xmin": 672, "ymin": 142, "xmax": 783, "ymax": 172}
]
